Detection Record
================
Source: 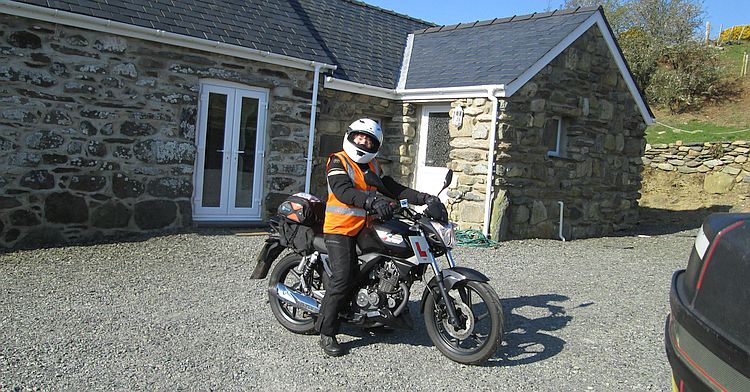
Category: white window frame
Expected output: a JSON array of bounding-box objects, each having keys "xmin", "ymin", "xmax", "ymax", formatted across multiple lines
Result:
[
  {"xmin": 192, "ymin": 80, "xmax": 268, "ymax": 222},
  {"xmin": 546, "ymin": 117, "xmax": 564, "ymax": 158},
  {"xmin": 415, "ymin": 105, "xmax": 451, "ymax": 201}
]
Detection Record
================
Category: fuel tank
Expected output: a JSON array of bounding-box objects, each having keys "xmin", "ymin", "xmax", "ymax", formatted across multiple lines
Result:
[{"xmin": 357, "ymin": 220, "xmax": 419, "ymax": 258}]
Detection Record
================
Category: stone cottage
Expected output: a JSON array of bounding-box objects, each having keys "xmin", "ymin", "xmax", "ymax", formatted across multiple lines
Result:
[{"xmin": 0, "ymin": 0, "xmax": 652, "ymax": 248}]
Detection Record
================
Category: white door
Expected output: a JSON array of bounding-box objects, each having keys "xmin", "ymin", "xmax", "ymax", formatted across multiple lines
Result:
[
  {"xmin": 416, "ymin": 105, "xmax": 451, "ymax": 202},
  {"xmin": 193, "ymin": 83, "xmax": 267, "ymax": 221}
]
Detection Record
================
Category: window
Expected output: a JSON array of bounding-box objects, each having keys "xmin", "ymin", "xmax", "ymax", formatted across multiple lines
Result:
[
  {"xmin": 543, "ymin": 117, "xmax": 566, "ymax": 157},
  {"xmin": 424, "ymin": 112, "xmax": 450, "ymax": 168}
]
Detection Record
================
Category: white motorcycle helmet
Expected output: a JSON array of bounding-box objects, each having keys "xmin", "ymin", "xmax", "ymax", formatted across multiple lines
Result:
[{"xmin": 342, "ymin": 118, "xmax": 383, "ymax": 164}]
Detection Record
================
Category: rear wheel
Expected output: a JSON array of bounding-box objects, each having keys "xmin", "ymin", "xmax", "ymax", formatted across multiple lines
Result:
[
  {"xmin": 268, "ymin": 254, "xmax": 323, "ymax": 334},
  {"xmin": 424, "ymin": 281, "xmax": 504, "ymax": 365}
]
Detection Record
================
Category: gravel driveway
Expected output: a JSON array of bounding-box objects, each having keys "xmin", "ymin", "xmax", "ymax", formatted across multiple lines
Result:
[{"xmin": 1, "ymin": 227, "xmax": 696, "ymax": 391}]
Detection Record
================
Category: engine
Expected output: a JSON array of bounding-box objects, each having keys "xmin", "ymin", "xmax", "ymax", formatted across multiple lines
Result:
[{"xmin": 354, "ymin": 261, "xmax": 403, "ymax": 312}]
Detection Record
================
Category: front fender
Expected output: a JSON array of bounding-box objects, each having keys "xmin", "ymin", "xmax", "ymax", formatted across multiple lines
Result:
[{"xmin": 420, "ymin": 266, "xmax": 490, "ymax": 312}]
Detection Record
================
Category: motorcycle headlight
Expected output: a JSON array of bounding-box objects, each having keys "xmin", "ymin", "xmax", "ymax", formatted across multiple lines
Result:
[{"xmin": 430, "ymin": 221, "xmax": 456, "ymax": 248}]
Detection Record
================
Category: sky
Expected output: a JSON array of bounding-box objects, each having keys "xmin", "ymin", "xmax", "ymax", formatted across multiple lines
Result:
[{"xmin": 365, "ymin": 0, "xmax": 748, "ymax": 40}]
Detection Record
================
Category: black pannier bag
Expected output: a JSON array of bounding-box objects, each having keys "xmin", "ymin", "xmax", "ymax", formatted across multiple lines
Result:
[{"xmin": 274, "ymin": 193, "xmax": 324, "ymax": 253}]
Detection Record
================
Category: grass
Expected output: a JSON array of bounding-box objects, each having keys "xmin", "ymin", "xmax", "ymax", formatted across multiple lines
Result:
[
  {"xmin": 646, "ymin": 119, "xmax": 750, "ymax": 145},
  {"xmin": 718, "ymin": 40, "xmax": 750, "ymax": 76}
]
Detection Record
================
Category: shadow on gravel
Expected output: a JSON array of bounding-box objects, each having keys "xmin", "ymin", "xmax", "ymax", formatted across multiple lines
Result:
[
  {"xmin": 341, "ymin": 294, "xmax": 574, "ymax": 367},
  {"xmin": 484, "ymin": 293, "xmax": 573, "ymax": 367},
  {"xmin": 630, "ymin": 205, "xmax": 733, "ymax": 236},
  {"xmin": 340, "ymin": 301, "xmax": 434, "ymax": 350}
]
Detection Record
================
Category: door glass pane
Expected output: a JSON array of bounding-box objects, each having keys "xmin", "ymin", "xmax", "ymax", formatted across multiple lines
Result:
[
  {"xmin": 201, "ymin": 92, "xmax": 228, "ymax": 207},
  {"xmin": 234, "ymin": 96, "xmax": 259, "ymax": 208},
  {"xmin": 425, "ymin": 112, "xmax": 450, "ymax": 167}
]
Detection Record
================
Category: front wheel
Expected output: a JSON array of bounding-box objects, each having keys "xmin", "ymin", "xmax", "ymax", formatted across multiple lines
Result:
[{"xmin": 424, "ymin": 281, "xmax": 504, "ymax": 365}]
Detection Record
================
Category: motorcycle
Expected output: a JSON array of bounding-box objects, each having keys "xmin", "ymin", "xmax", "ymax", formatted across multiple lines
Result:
[{"xmin": 251, "ymin": 170, "xmax": 504, "ymax": 365}]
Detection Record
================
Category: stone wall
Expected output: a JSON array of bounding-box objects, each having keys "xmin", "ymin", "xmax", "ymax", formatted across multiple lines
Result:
[
  {"xmin": 0, "ymin": 14, "xmax": 315, "ymax": 248},
  {"xmin": 644, "ymin": 140, "xmax": 750, "ymax": 193},
  {"xmin": 312, "ymin": 90, "xmax": 412, "ymax": 197},
  {"xmin": 445, "ymin": 99, "xmax": 495, "ymax": 228},
  {"xmin": 490, "ymin": 27, "xmax": 647, "ymax": 240}
]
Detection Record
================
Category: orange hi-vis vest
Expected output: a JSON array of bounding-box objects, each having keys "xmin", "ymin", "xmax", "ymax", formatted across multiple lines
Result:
[{"xmin": 323, "ymin": 151, "xmax": 381, "ymax": 236}]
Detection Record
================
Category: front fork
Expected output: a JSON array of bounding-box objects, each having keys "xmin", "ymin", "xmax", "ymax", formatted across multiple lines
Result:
[{"xmin": 427, "ymin": 249, "xmax": 462, "ymax": 327}]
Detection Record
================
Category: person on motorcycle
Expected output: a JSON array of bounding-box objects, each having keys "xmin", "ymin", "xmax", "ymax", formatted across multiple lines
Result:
[{"xmin": 316, "ymin": 118, "xmax": 442, "ymax": 357}]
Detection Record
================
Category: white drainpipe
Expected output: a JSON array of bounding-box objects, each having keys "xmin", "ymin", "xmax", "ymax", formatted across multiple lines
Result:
[
  {"xmin": 558, "ymin": 201, "xmax": 566, "ymax": 241},
  {"xmin": 304, "ymin": 64, "xmax": 322, "ymax": 194},
  {"xmin": 482, "ymin": 87, "xmax": 500, "ymax": 237}
]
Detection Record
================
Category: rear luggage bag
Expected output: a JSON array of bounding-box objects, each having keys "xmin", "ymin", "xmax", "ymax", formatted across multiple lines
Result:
[{"xmin": 273, "ymin": 193, "xmax": 324, "ymax": 254}]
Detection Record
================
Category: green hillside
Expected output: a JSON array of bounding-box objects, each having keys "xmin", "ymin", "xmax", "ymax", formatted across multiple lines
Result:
[{"xmin": 645, "ymin": 40, "xmax": 750, "ymax": 145}]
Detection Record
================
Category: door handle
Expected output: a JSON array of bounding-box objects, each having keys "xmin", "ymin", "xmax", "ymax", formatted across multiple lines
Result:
[
  {"xmin": 217, "ymin": 149, "xmax": 225, "ymax": 153},
  {"xmin": 236, "ymin": 150, "xmax": 245, "ymax": 154}
]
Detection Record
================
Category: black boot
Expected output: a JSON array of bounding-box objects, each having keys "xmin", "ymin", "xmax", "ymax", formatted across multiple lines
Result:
[{"xmin": 319, "ymin": 334, "xmax": 344, "ymax": 357}]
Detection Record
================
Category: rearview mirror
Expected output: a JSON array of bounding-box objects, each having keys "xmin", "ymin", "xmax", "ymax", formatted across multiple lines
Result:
[{"xmin": 440, "ymin": 170, "xmax": 453, "ymax": 194}]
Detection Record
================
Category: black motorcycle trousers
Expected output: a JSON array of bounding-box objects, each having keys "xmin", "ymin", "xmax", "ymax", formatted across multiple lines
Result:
[{"xmin": 315, "ymin": 233, "xmax": 358, "ymax": 336}]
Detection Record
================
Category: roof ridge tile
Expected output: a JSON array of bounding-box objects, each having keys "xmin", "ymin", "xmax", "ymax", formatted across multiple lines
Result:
[{"xmin": 414, "ymin": 6, "xmax": 599, "ymax": 35}]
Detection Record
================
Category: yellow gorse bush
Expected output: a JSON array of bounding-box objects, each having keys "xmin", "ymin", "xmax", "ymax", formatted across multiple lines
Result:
[{"xmin": 719, "ymin": 25, "xmax": 750, "ymax": 41}]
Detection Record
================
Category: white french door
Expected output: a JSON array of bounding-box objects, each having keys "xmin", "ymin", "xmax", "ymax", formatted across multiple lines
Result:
[
  {"xmin": 193, "ymin": 83, "xmax": 267, "ymax": 221},
  {"xmin": 416, "ymin": 105, "xmax": 452, "ymax": 203}
]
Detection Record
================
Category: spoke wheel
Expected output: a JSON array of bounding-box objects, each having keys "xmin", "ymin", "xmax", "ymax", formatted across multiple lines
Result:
[
  {"xmin": 424, "ymin": 281, "xmax": 504, "ymax": 365},
  {"xmin": 268, "ymin": 254, "xmax": 323, "ymax": 334}
]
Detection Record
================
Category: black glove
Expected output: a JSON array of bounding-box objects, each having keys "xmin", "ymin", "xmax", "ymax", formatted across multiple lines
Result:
[
  {"xmin": 366, "ymin": 197, "xmax": 394, "ymax": 220},
  {"xmin": 423, "ymin": 195, "xmax": 448, "ymax": 222},
  {"xmin": 423, "ymin": 195, "xmax": 442, "ymax": 207}
]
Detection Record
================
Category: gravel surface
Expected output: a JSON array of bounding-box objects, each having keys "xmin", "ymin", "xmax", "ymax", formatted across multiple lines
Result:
[{"xmin": 0, "ymin": 228, "xmax": 697, "ymax": 391}]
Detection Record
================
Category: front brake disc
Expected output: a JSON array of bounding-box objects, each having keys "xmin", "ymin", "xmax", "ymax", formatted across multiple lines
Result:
[{"xmin": 443, "ymin": 300, "xmax": 474, "ymax": 340}]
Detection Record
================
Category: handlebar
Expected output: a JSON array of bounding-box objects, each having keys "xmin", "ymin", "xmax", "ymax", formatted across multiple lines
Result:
[{"xmin": 366, "ymin": 199, "xmax": 420, "ymax": 222}]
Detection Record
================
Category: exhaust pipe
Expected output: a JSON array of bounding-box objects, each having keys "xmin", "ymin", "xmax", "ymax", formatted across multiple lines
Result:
[{"xmin": 270, "ymin": 283, "xmax": 320, "ymax": 314}]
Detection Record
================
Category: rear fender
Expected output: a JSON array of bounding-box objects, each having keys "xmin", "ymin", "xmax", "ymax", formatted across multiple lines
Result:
[
  {"xmin": 250, "ymin": 238, "xmax": 285, "ymax": 279},
  {"xmin": 420, "ymin": 266, "xmax": 490, "ymax": 312}
]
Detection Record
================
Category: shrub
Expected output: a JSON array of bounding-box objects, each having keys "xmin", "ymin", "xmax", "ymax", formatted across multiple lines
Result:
[
  {"xmin": 623, "ymin": 38, "xmax": 741, "ymax": 113},
  {"xmin": 719, "ymin": 25, "xmax": 750, "ymax": 42},
  {"xmin": 619, "ymin": 28, "xmax": 661, "ymax": 91}
]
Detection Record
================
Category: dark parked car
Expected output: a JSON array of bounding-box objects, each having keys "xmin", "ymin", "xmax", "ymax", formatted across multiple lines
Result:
[{"xmin": 665, "ymin": 213, "xmax": 750, "ymax": 392}]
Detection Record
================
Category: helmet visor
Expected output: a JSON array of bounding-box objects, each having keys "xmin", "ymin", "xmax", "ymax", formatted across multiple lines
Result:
[{"xmin": 347, "ymin": 131, "xmax": 380, "ymax": 153}]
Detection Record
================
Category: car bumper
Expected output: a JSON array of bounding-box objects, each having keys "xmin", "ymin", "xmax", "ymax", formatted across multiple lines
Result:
[
  {"xmin": 665, "ymin": 315, "xmax": 713, "ymax": 392},
  {"xmin": 665, "ymin": 271, "xmax": 750, "ymax": 392}
]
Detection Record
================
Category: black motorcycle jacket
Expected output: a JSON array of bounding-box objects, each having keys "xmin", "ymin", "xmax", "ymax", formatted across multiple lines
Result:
[{"xmin": 327, "ymin": 154, "xmax": 430, "ymax": 209}]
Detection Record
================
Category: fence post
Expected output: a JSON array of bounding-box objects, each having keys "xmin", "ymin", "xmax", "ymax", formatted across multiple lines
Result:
[{"xmin": 705, "ymin": 22, "xmax": 711, "ymax": 45}]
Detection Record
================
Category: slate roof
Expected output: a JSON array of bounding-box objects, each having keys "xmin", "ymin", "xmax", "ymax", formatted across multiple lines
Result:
[
  {"xmin": 403, "ymin": 7, "xmax": 599, "ymax": 89},
  {"xmin": 10, "ymin": 0, "xmax": 432, "ymax": 89}
]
